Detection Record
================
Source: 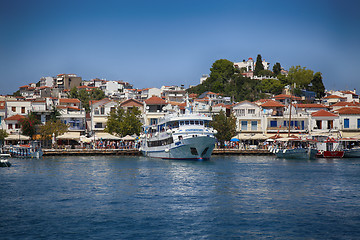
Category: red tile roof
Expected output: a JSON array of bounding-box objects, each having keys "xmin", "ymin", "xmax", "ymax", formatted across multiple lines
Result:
[
  {"xmin": 341, "ymin": 91, "xmax": 358, "ymax": 96},
  {"xmin": 335, "ymin": 107, "xmax": 360, "ymax": 115},
  {"xmin": 294, "ymin": 103, "xmax": 327, "ymax": 108},
  {"xmin": 188, "ymin": 93, "xmax": 198, "ymax": 98},
  {"xmin": 273, "ymin": 94, "xmax": 301, "ymax": 100},
  {"xmin": 4, "ymin": 114, "xmax": 26, "ymax": 121},
  {"xmin": 311, "ymin": 109, "xmax": 338, "ymax": 117},
  {"xmin": 120, "ymin": 98, "xmax": 143, "ymax": 107},
  {"xmin": 59, "ymin": 98, "xmax": 80, "ymax": 104},
  {"xmin": 145, "ymin": 96, "xmax": 166, "ymax": 105},
  {"xmin": 323, "ymin": 95, "xmax": 346, "ymax": 99},
  {"xmin": 331, "ymin": 102, "xmax": 359, "ymax": 107},
  {"xmin": 261, "ymin": 100, "xmax": 285, "ymax": 108}
]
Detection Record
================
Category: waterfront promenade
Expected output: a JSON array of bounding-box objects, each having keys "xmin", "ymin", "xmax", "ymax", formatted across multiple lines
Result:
[{"xmin": 43, "ymin": 148, "xmax": 272, "ymax": 156}]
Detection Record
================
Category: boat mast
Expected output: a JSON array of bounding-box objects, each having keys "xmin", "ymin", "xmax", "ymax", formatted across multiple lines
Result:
[{"xmin": 288, "ymin": 85, "xmax": 292, "ymax": 137}]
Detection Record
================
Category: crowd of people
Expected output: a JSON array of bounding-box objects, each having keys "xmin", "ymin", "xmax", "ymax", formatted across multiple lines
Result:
[{"xmin": 91, "ymin": 140, "xmax": 139, "ymax": 149}]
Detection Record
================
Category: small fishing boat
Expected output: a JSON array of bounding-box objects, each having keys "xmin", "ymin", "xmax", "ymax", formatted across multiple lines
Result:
[
  {"xmin": 0, "ymin": 153, "xmax": 11, "ymax": 167},
  {"xmin": 316, "ymin": 137, "xmax": 344, "ymax": 158},
  {"xmin": 269, "ymin": 137, "xmax": 317, "ymax": 159},
  {"xmin": 5, "ymin": 141, "xmax": 43, "ymax": 158},
  {"xmin": 0, "ymin": 159, "xmax": 11, "ymax": 167},
  {"xmin": 338, "ymin": 138, "xmax": 360, "ymax": 158}
]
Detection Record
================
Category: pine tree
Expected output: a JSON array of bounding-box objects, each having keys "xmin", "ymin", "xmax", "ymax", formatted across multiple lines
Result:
[
  {"xmin": 273, "ymin": 62, "xmax": 281, "ymax": 76},
  {"xmin": 310, "ymin": 72, "xmax": 326, "ymax": 98},
  {"xmin": 210, "ymin": 110, "xmax": 236, "ymax": 148},
  {"xmin": 254, "ymin": 54, "xmax": 264, "ymax": 76}
]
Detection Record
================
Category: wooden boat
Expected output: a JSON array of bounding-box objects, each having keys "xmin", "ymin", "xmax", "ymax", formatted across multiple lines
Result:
[{"xmin": 316, "ymin": 137, "xmax": 344, "ymax": 158}]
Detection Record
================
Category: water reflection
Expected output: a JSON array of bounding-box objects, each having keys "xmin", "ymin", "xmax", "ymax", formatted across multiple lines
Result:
[{"xmin": 2, "ymin": 155, "xmax": 360, "ymax": 239}]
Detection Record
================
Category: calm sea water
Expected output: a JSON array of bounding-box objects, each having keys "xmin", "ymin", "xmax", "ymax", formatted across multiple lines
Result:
[{"xmin": 1, "ymin": 155, "xmax": 360, "ymax": 239}]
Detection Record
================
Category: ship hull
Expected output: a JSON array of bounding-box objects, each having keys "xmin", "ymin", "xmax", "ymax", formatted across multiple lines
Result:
[{"xmin": 142, "ymin": 136, "xmax": 216, "ymax": 160}]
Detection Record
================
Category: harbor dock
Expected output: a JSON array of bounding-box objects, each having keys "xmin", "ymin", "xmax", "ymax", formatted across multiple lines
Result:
[{"xmin": 42, "ymin": 148, "xmax": 273, "ymax": 156}]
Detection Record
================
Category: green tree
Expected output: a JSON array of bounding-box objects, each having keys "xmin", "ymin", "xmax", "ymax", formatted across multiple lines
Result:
[
  {"xmin": 105, "ymin": 106, "xmax": 142, "ymax": 137},
  {"xmin": 78, "ymin": 89, "xmax": 91, "ymax": 112},
  {"xmin": 258, "ymin": 70, "xmax": 273, "ymax": 77},
  {"xmin": 19, "ymin": 112, "xmax": 41, "ymax": 139},
  {"xmin": 12, "ymin": 90, "xmax": 21, "ymax": 97},
  {"xmin": 273, "ymin": 62, "xmax": 282, "ymax": 76},
  {"xmin": 258, "ymin": 79, "xmax": 284, "ymax": 95},
  {"xmin": 254, "ymin": 54, "xmax": 264, "ymax": 76},
  {"xmin": 68, "ymin": 87, "xmax": 79, "ymax": 99},
  {"xmin": 188, "ymin": 59, "xmax": 235, "ymax": 94},
  {"xmin": 187, "ymin": 58, "xmax": 263, "ymax": 102},
  {"xmin": 287, "ymin": 65, "xmax": 314, "ymax": 89},
  {"xmin": 0, "ymin": 129, "xmax": 8, "ymax": 146},
  {"xmin": 210, "ymin": 110, "xmax": 236, "ymax": 148},
  {"xmin": 90, "ymin": 88, "xmax": 105, "ymax": 100},
  {"xmin": 310, "ymin": 72, "xmax": 326, "ymax": 98},
  {"xmin": 75, "ymin": 88, "xmax": 105, "ymax": 113},
  {"xmin": 49, "ymin": 105, "xmax": 61, "ymax": 122},
  {"xmin": 40, "ymin": 120, "xmax": 68, "ymax": 140}
]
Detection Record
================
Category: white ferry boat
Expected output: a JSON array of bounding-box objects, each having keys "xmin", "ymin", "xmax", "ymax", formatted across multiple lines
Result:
[{"xmin": 140, "ymin": 112, "xmax": 217, "ymax": 160}]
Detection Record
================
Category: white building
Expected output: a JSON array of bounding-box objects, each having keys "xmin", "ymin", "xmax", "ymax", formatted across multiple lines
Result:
[
  {"xmin": 234, "ymin": 58, "xmax": 255, "ymax": 72},
  {"xmin": 40, "ymin": 77, "xmax": 54, "ymax": 88},
  {"xmin": 200, "ymin": 74, "xmax": 209, "ymax": 84},
  {"xmin": 233, "ymin": 101, "xmax": 264, "ymax": 133},
  {"xmin": 161, "ymin": 85, "xmax": 186, "ymax": 102},
  {"xmin": 89, "ymin": 99, "xmax": 118, "ymax": 134},
  {"xmin": 333, "ymin": 107, "xmax": 360, "ymax": 136},
  {"xmin": 5, "ymin": 100, "xmax": 32, "ymax": 118}
]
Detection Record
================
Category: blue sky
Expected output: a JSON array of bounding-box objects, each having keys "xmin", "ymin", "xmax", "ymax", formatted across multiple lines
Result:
[{"xmin": 1, "ymin": 0, "xmax": 360, "ymax": 95}]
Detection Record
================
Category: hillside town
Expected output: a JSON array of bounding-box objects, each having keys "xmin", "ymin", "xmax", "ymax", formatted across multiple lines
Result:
[{"xmin": 0, "ymin": 58, "xmax": 359, "ymax": 151}]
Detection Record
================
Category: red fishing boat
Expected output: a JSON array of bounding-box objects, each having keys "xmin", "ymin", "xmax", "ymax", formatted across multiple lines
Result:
[{"xmin": 316, "ymin": 137, "xmax": 344, "ymax": 158}]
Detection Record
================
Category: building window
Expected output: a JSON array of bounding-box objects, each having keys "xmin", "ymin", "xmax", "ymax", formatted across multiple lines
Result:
[
  {"xmin": 15, "ymin": 124, "xmax": 20, "ymax": 129},
  {"xmin": 8, "ymin": 124, "xmax": 13, "ymax": 129},
  {"xmin": 100, "ymin": 107, "xmax": 105, "ymax": 115},
  {"xmin": 94, "ymin": 108, "xmax": 100, "ymax": 115},
  {"xmin": 328, "ymin": 120, "xmax": 333, "ymax": 129},
  {"xmin": 316, "ymin": 120, "xmax": 322, "ymax": 129},
  {"xmin": 251, "ymin": 121, "xmax": 257, "ymax": 131},
  {"xmin": 248, "ymin": 109, "xmax": 255, "ymax": 115},
  {"xmin": 95, "ymin": 122, "xmax": 103, "ymax": 128},
  {"xmin": 358, "ymin": 119, "xmax": 360, "ymax": 129},
  {"xmin": 21, "ymin": 107, "xmax": 25, "ymax": 113},
  {"xmin": 150, "ymin": 118, "xmax": 158, "ymax": 125},
  {"xmin": 270, "ymin": 121, "xmax": 277, "ymax": 128},
  {"xmin": 344, "ymin": 119, "xmax": 349, "ymax": 129},
  {"xmin": 12, "ymin": 107, "xmax": 16, "ymax": 112},
  {"xmin": 236, "ymin": 109, "xmax": 245, "ymax": 116},
  {"xmin": 241, "ymin": 121, "xmax": 247, "ymax": 130}
]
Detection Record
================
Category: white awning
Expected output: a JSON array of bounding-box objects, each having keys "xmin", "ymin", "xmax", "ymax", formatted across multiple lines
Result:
[
  {"xmin": 121, "ymin": 135, "xmax": 135, "ymax": 141},
  {"xmin": 236, "ymin": 133, "xmax": 269, "ymax": 140},
  {"xmin": 5, "ymin": 134, "xmax": 30, "ymax": 140},
  {"xmin": 95, "ymin": 132, "xmax": 121, "ymax": 140},
  {"xmin": 57, "ymin": 132, "xmax": 80, "ymax": 141}
]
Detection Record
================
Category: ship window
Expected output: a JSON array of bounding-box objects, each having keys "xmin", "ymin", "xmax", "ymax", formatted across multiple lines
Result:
[
  {"xmin": 190, "ymin": 147, "xmax": 198, "ymax": 155},
  {"xmin": 147, "ymin": 137, "xmax": 174, "ymax": 147},
  {"xmin": 190, "ymin": 120, "xmax": 194, "ymax": 125},
  {"xmin": 185, "ymin": 121, "xmax": 189, "ymax": 125},
  {"xmin": 195, "ymin": 121, "xmax": 199, "ymax": 125},
  {"xmin": 201, "ymin": 147, "xmax": 209, "ymax": 156},
  {"xmin": 180, "ymin": 121, "xmax": 184, "ymax": 125},
  {"xmin": 200, "ymin": 121, "xmax": 204, "ymax": 125}
]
